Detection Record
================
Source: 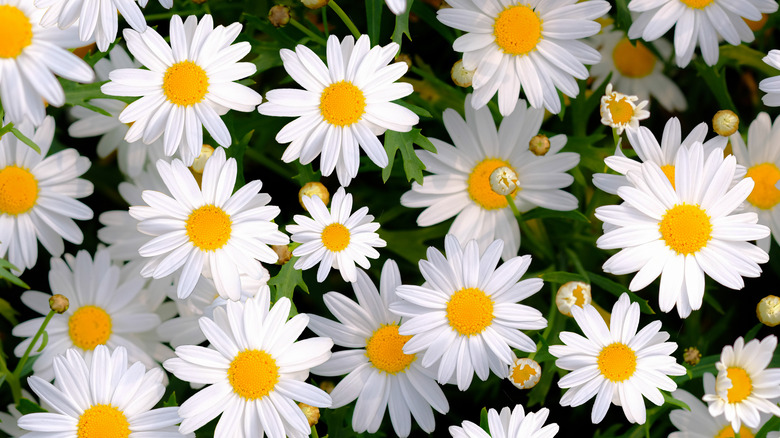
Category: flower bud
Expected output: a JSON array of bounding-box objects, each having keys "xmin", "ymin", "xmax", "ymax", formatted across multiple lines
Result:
[
  {"xmin": 298, "ymin": 403, "xmax": 320, "ymax": 426},
  {"xmin": 713, "ymin": 110, "xmax": 739, "ymax": 137},
  {"xmin": 683, "ymin": 347, "xmax": 701, "ymax": 366},
  {"xmin": 555, "ymin": 281, "xmax": 591, "ymax": 317},
  {"xmin": 190, "ymin": 144, "xmax": 215, "ymax": 174},
  {"xmin": 299, "ymin": 182, "xmax": 330, "ymax": 210},
  {"xmin": 272, "ymin": 244, "xmax": 293, "ymax": 265},
  {"xmin": 451, "ymin": 60, "xmax": 474, "ymax": 88},
  {"xmin": 269, "ymin": 5, "xmax": 291, "ymax": 27},
  {"xmin": 49, "ymin": 294, "xmax": 69, "ymax": 314},
  {"xmin": 529, "ymin": 134, "xmax": 550, "ymax": 156},
  {"xmin": 757, "ymin": 295, "xmax": 780, "ymax": 327},
  {"xmin": 489, "ymin": 166, "xmax": 518, "ymax": 196},
  {"xmin": 319, "ymin": 380, "xmax": 335, "ymax": 393},
  {"xmin": 508, "ymin": 357, "xmax": 541, "ymax": 389},
  {"xmin": 302, "ymin": 0, "xmax": 329, "ymax": 9}
]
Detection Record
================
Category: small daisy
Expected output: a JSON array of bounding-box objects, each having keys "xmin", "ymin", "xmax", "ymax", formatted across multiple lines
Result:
[
  {"xmin": 600, "ymin": 84, "xmax": 650, "ymax": 135},
  {"xmin": 258, "ymin": 34, "xmax": 418, "ymax": 187},
  {"xmin": 401, "ymin": 95, "xmax": 579, "ymax": 261},
  {"xmin": 628, "ymin": 0, "xmax": 778, "ymax": 67},
  {"xmin": 18, "ymin": 345, "xmax": 188, "ymax": 437},
  {"xmin": 596, "ymin": 142, "xmax": 769, "ymax": 317},
  {"xmin": 670, "ymin": 388, "xmax": 771, "ymax": 438},
  {"xmin": 0, "ymin": 116, "xmax": 93, "ymax": 272},
  {"xmin": 389, "ymin": 235, "xmax": 548, "ymax": 390},
  {"xmin": 308, "ymin": 260, "xmax": 450, "ymax": 437},
  {"xmin": 287, "ymin": 186, "xmax": 386, "ymax": 283},
  {"xmin": 508, "ymin": 357, "xmax": 542, "ymax": 390},
  {"xmin": 101, "ymin": 14, "xmax": 262, "ymax": 165},
  {"xmin": 549, "ymin": 293, "xmax": 686, "ymax": 424},
  {"xmin": 436, "ymin": 0, "xmax": 610, "ymax": 115},
  {"xmin": 163, "ymin": 290, "xmax": 334, "ymax": 438},
  {"xmin": 449, "ymin": 405, "xmax": 559, "ymax": 438},
  {"xmin": 759, "ymin": 50, "xmax": 780, "ymax": 107},
  {"xmin": 703, "ymin": 335, "xmax": 780, "ymax": 432}
]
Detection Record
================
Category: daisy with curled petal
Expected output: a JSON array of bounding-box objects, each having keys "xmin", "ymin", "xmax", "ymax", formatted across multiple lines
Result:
[
  {"xmin": 0, "ymin": 116, "xmax": 93, "ymax": 272},
  {"xmin": 258, "ymin": 34, "xmax": 418, "ymax": 187},
  {"xmin": 670, "ymin": 388, "xmax": 771, "ymax": 438},
  {"xmin": 600, "ymin": 84, "xmax": 650, "ymax": 135},
  {"xmin": 389, "ymin": 235, "xmax": 548, "ymax": 391},
  {"xmin": 595, "ymin": 142, "xmax": 770, "ymax": 317},
  {"xmin": 549, "ymin": 293, "xmax": 686, "ymax": 424},
  {"xmin": 703, "ymin": 335, "xmax": 780, "ymax": 432},
  {"xmin": 163, "ymin": 290, "xmax": 334, "ymax": 438},
  {"xmin": 401, "ymin": 95, "xmax": 579, "ymax": 261},
  {"xmin": 287, "ymin": 186, "xmax": 386, "ymax": 283},
  {"xmin": 449, "ymin": 405, "xmax": 559, "ymax": 438},
  {"xmin": 308, "ymin": 260, "xmax": 449, "ymax": 437},
  {"xmin": 759, "ymin": 50, "xmax": 780, "ymax": 107},
  {"xmin": 436, "ymin": 0, "xmax": 610, "ymax": 115},
  {"xmin": 19, "ymin": 345, "xmax": 189, "ymax": 437},
  {"xmin": 130, "ymin": 147, "xmax": 287, "ymax": 300},
  {"xmin": 101, "ymin": 14, "xmax": 262, "ymax": 165}
]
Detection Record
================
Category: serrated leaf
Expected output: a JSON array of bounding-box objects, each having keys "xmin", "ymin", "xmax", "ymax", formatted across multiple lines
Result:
[
  {"xmin": 383, "ymin": 128, "xmax": 436, "ymax": 184},
  {"xmin": 163, "ymin": 392, "xmax": 178, "ymax": 407},
  {"xmin": 522, "ymin": 207, "xmax": 590, "ymax": 223},
  {"xmin": 391, "ymin": 0, "xmax": 413, "ymax": 49},
  {"xmin": 588, "ymin": 273, "xmax": 655, "ymax": 314},
  {"xmin": 16, "ymin": 398, "xmax": 46, "ymax": 415},
  {"xmin": 269, "ymin": 257, "xmax": 309, "ymax": 308}
]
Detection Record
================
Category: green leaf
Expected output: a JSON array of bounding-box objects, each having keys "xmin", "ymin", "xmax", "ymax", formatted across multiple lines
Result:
[
  {"xmin": 394, "ymin": 99, "xmax": 432, "ymax": 118},
  {"xmin": 10, "ymin": 127, "xmax": 40, "ymax": 154},
  {"xmin": 163, "ymin": 392, "xmax": 178, "ymax": 407},
  {"xmin": 743, "ymin": 322, "xmax": 763, "ymax": 342},
  {"xmin": 479, "ymin": 407, "xmax": 489, "ymax": 433},
  {"xmin": 226, "ymin": 129, "xmax": 253, "ymax": 189},
  {"xmin": 269, "ymin": 257, "xmax": 309, "ymax": 311},
  {"xmin": 0, "ymin": 297, "xmax": 19, "ymax": 325},
  {"xmin": 382, "ymin": 128, "xmax": 436, "ymax": 185},
  {"xmin": 755, "ymin": 415, "xmax": 780, "ymax": 438},
  {"xmin": 391, "ymin": 0, "xmax": 413, "ymax": 49},
  {"xmin": 614, "ymin": 0, "xmax": 633, "ymax": 31},
  {"xmin": 720, "ymin": 44, "xmax": 780, "ymax": 77},
  {"xmin": 37, "ymin": 331, "xmax": 48, "ymax": 352},
  {"xmin": 539, "ymin": 271, "xmax": 587, "ymax": 285},
  {"xmin": 693, "ymin": 60, "xmax": 737, "ymax": 112},
  {"xmin": 0, "ymin": 260, "xmax": 29, "ymax": 289},
  {"xmin": 588, "ymin": 273, "xmax": 655, "ymax": 314},
  {"xmin": 522, "ymin": 207, "xmax": 590, "ymax": 223},
  {"xmin": 663, "ymin": 391, "xmax": 690, "ymax": 411},
  {"xmin": 16, "ymin": 398, "xmax": 46, "ymax": 415},
  {"xmin": 379, "ymin": 222, "xmax": 450, "ymax": 265},
  {"xmin": 249, "ymin": 41, "xmax": 286, "ymax": 74},
  {"xmin": 292, "ymin": 162, "xmax": 320, "ymax": 186},
  {"xmin": 366, "ymin": 0, "xmax": 383, "ymax": 45}
]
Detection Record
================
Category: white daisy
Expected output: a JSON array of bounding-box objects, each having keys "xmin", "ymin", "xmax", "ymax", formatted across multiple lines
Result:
[
  {"xmin": 436, "ymin": 0, "xmax": 610, "ymax": 115},
  {"xmin": 163, "ymin": 290, "xmax": 334, "ymax": 438},
  {"xmin": 400, "ymin": 95, "xmax": 579, "ymax": 261},
  {"xmin": 101, "ymin": 14, "xmax": 262, "ymax": 165},
  {"xmin": 596, "ymin": 142, "xmax": 769, "ymax": 317},
  {"xmin": 670, "ymin": 388, "xmax": 771, "ymax": 438},
  {"xmin": 600, "ymin": 83, "xmax": 650, "ymax": 135},
  {"xmin": 0, "ymin": 116, "xmax": 93, "ymax": 272},
  {"xmin": 449, "ymin": 405, "xmax": 559, "ymax": 438},
  {"xmin": 759, "ymin": 50, "xmax": 780, "ymax": 107},
  {"xmin": 389, "ymin": 235, "xmax": 547, "ymax": 390},
  {"xmin": 627, "ymin": 0, "xmax": 778, "ymax": 67},
  {"xmin": 308, "ymin": 260, "xmax": 450, "ymax": 437},
  {"xmin": 129, "ymin": 147, "xmax": 287, "ymax": 300},
  {"xmin": 549, "ymin": 293, "xmax": 686, "ymax": 424},
  {"xmin": 703, "ymin": 335, "xmax": 780, "ymax": 432},
  {"xmin": 286, "ymin": 186, "xmax": 386, "ymax": 283},
  {"xmin": 386, "ymin": 0, "xmax": 406, "ymax": 14},
  {"xmin": 18, "ymin": 345, "xmax": 188, "ymax": 437},
  {"xmin": 257, "ymin": 34, "xmax": 418, "ymax": 187},
  {"xmin": 12, "ymin": 249, "xmax": 162, "ymax": 381}
]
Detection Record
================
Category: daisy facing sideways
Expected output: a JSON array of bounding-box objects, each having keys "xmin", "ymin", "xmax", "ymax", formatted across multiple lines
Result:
[
  {"xmin": 449, "ymin": 405, "xmax": 559, "ymax": 438},
  {"xmin": 599, "ymin": 84, "xmax": 650, "ymax": 135},
  {"xmin": 670, "ymin": 387, "xmax": 772, "ymax": 438}
]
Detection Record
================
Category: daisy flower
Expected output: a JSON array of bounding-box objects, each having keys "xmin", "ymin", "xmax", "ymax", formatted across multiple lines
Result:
[
  {"xmin": 258, "ymin": 34, "xmax": 418, "ymax": 187},
  {"xmin": 449, "ymin": 405, "xmax": 559, "ymax": 438},
  {"xmin": 628, "ymin": 0, "xmax": 778, "ymax": 67},
  {"xmin": 389, "ymin": 235, "xmax": 548, "ymax": 390},
  {"xmin": 308, "ymin": 260, "xmax": 449, "ymax": 437},
  {"xmin": 703, "ymin": 335, "xmax": 780, "ymax": 432},
  {"xmin": 163, "ymin": 290, "xmax": 334, "ymax": 438},
  {"xmin": 400, "ymin": 95, "xmax": 579, "ymax": 261},
  {"xmin": 101, "ymin": 14, "xmax": 262, "ymax": 165},
  {"xmin": 670, "ymin": 388, "xmax": 771, "ymax": 438},
  {"xmin": 600, "ymin": 84, "xmax": 650, "ymax": 135},
  {"xmin": 759, "ymin": 50, "xmax": 780, "ymax": 107},
  {"xmin": 436, "ymin": 0, "xmax": 610, "ymax": 115},
  {"xmin": 386, "ymin": 0, "xmax": 406, "ymax": 14},
  {"xmin": 549, "ymin": 293, "xmax": 686, "ymax": 424},
  {"xmin": 596, "ymin": 142, "xmax": 770, "ymax": 317},
  {"xmin": 18, "ymin": 345, "xmax": 188, "ymax": 437},
  {"xmin": 0, "ymin": 116, "xmax": 93, "ymax": 272},
  {"xmin": 287, "ymin": 186, "xmax": 386, "ymax": 283}
]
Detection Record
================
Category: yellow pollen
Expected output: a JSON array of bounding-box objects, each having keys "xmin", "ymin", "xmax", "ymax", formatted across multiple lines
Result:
[
  {"xmin": 319, "ymin": 81, "xmax": 366, "ymax": 127},
  {"xmin": 69, "ymin": 306, "xmax": 112, "ymax": 350},
  {"xmin": 365, "ymin": 324, "xmax": 416, "ymax": 374},
  {"xmin": 511, "ymin": 364, "xmax": 537, "ymax": 384},
  {"xmin": 714, "ymin": 424, "xmax": 755, "ymax": 438},
  {"xmin": 162, "ymin": 61, "xmax": 209, "ymax": 106},
  {"xmin": 0, "ymin": 6, "xmax": 33, "ymax": 59},
  {"xmin": 572, "ymin": 285, "xmax": 586, "ymax": 307},
  {"xmin": 0, "ymin": 166, "xmax": 38, "ymax": 215},
  {"xmin": 680, "ymin": 0, "xmax": 714, "ymax": 8},
  {"xmin": 77, "ymin": 404, "xmax": 130, "ymax": 438},
  {"xmin": 186, "ymin": 205, "xmax": 232, "ymax": 251},
  {"xmin": 321, "ymin": 223, "xmax": 350, "ymax": 252},
  {"xmin": 468, "ymin": 159, "xmax": 517, "ymax": 210},
  {"xmin": 228, "ymin": 349, "xmax": 279, "ymax": 400},
  {"xmin": 612, "ymin": 38, "xmax": 656, "ymax": 78},
  {"xmin": 493, "ymin": 5, "xmax": 542, "ymax": 56},
  {"xmin": 597, "ymin": 342, "xmax": 637, "ymax": 382},
  {"xmin": 446, "ymin": 287, "xmax": 494, "ymax": 336},
  {"xmin": 745, "ymin": 162, "xmax": 780, "ymax": 209},
  {"xmin": 658, "ymin": 204, "xmax": 712, "ymax": 255},
  {"xmin": 661, "ymin": 164, "xmax": 676, "ymax": 189},
  {"xmin": 725, "ymin": 367, "xmax": 752, "ymax": 403},
  {"xmin": 605, "ymin": 95, "xmax": 634, "ymax": 124}
]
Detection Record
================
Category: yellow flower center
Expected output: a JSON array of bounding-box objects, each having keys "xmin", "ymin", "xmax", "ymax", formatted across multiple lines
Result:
[
  {"xmin": 228, "ymin": 349, "xmax": 279, "ymax": 400},
  {"xmin": 661, "ymin": 164, "xmax": 676, "ymax": 189},
  {"xmin": 321, "ymin": 223, "xmax": 350, "ymax": 252},
  {"xmin": 493, "ymin": 4, "xmax": 542, "ymax": 56},
  {"xmin": 468, "ymin": 158, "xmax": 518, "ymax": 210},
  {"xmin": 186, "ymin": 205, "xmax": 232, "ymax": 251},
  {"xmin": 605, "ymin": 95, "xmax": 634, "ymax": 124},
  {"xmin": 68, "ymin": 306, "xmax": 112, "ymax": 351},
  {"xmin": 725, "ymin": 366, "xmax": 752, "ymax": 403},
  {"xmin": 77, "ymin": 404, "xmax": 130, "ymax": 438},
  {"xmin": 162, "ymin": 61, "xmax": 209, "ymax": 106},
  {"xmin": 714, "ymin": 425, "xmax": 755, "ymax": 438},
  {"xmin": 0, "ymin": 5, "xmax": 33, "ymax": 59},
  {"xmin": 745, "ymin": 162, "xmax": 780, "ymax": 209},
  {"xmin": 510, "ymin": 363, "xmax": 537, "ymax": 384},
  {"xmin": 446, "ymin": 287, "xmax": 494, "ymax": 336},
  {"xmin": 365, "ymin": 324, "xmax": 416, "ymax": 374},
  {"xmin": 597, "ymin": 342, "xmax": 637, "ymax": 382},
  {"xmin": 0, "ymin": 166, "xmax": 38, "ymax": 215},
  {"xmin": 612, "ymin": 38, "xmax": 656, "ymax": 78},
  {"xmin": 319, "ymin": 81, "xmax": 366, "ymax": 127},
  {"xmin": 658, "ymin": 204, "xmax": 712, "ymax": 255},
  {"xmin": 680, "ymin": 0, "xmax": 714, "ymax": 9}
]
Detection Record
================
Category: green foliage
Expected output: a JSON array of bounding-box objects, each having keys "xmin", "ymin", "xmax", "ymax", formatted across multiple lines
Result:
[
  {"xmin": 16, "ymin": 398, "xmax": 46, "ymax": 415},
  {"xmin": 0, "ymin": 259, "xmax": 29, "ymax": 290},
  {"xmin": 383, "ymin": 128, "xmax": 437, "ymax": 185}
]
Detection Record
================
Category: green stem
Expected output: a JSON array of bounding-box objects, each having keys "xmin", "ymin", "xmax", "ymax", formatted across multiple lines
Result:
[
  {"xmin": 322, "ymin": 7, "xmax": 329, "ymax": 37},
  {"xmin": 564, "ymin": 248, "xmax": 589, "ymax": 280},
  {"xmin": 505, "ymin": 195, "xmax": 554, "ymax": 261},
  {"xmin": 244, "ymin": 148, "xmax": 296, "ymax": 180},
  {"xmin": 289, "ymin": 18, "xmax": 327, "ymax": 46},
  {"xmin": 311, "ymin": 425, "xmax": 320, "ymax": 438},
  {"xmin": 14, "ymin": 310, "xmax": 55, "ymax": 379},
  {"xmin": 528, "ymin": 286, "xmax": 559, "ymax": 361},
  {"xmin": 328, "ymin": 0, "xmax": 361, "ymax": 39}
]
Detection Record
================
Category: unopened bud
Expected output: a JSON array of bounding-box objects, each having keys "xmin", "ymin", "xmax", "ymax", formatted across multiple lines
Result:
[
  {"xmin": 299, "ymin": 182, "xmax": 330, "ymax": 210},
  {"xmin": 683, "ymin": 347, "xmax": 701, "ymax": 366},
  {"xmin": 555, "ymin": 281, "xmax": 591, "ymax": 317},
  {"xmin": 757, "ymin": 295, "xmax": 780, "ymax": 327},
  {"xmin": 529, "ymin": 134, "xmax": 550, "ymax": 156},
  {"xmin": 269, "ymin": 5, "xmax": 291, "ymax": 27},
  {"xmin": 319, "ymin": 380, "xmax": 335, "ymax": 393},
  {"xmin": 272, "ymin": 245, "xmax": 293, "ymax": 265},
  {"xmin": 302, "ymin": 0, "xmax": 329, "ymax": 9},
  {"xmin": 298, "ymin": 403, "xmax": 320, "ymax": 426},
  {"xmin": 489, "ymin": 166, "xmax": 518, "ymax": 196},
  {"xmin": 395, "ymin": 53, "xmax": 412, "ymax": 69},
  {"xmin": 49, "ymin": 294, "xmax": 69, "ymax": 314},
  {"xmin": 451, "ymin": 60, "xmax": 474, "ymax": 88},
  {"xmin": 713, "ymin": 110, "xmax": 739, "ymax": 137},
  {"xmin": 508, "ymin": 357, "xmax": 541, "ymax": 389},
  {"xmin": 190, "ymin": 144, "xmax": 215, "ymax": 174}
]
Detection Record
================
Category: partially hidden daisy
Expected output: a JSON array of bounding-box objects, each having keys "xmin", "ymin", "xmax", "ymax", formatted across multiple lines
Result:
[
  {"xmin": 759, "ymin": 50, "xmax": 780, "ymax": 107},
  {"xmin": 670, "ymin": 388, "xmax": 773, "ymax": 438},
  {"xmin": 436, "ymin": 0, "xmax": 610, "ymax": 115},
  {"xmin": 389, "ymin": 235, "xmax": 548, "ymax": 390},
  {"xmin": 449, "ymin": 405, "xmax": 559, "ymax": 438},
  {"xmin": 595, "ymin": 142, "xmax": 769, "ymax": 317},
  {"xmin": 101, "ymin": 14, "xmax": 262, "ymax": 165},
  {"xmin": 163, "ymin": 290, "xmax": 334, "ymax": 438},
  {"xmin": 130, "ymin": 147, "xmax": 288, "ymax": 300},
  {"xmin": 600, "ymin": 84, "xmax": 650, "ymax": 135},
  {"xmin": 549, "ymin": 293, "xmax": 686, "ymax": 424},
  {"xmin": 287, "ymin": 186, "xmax": 386, "ymax": 283},
  {"xmin": 308, "ymin": 260, "xmax": 449, "ymax": 437},
  {"xmin": 258, "ymin": 34, "xmax": 418, "ymax": 187},
  {"xmin": 401, "ymin": 95, "xmax": 579, "ymax": 261}
]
